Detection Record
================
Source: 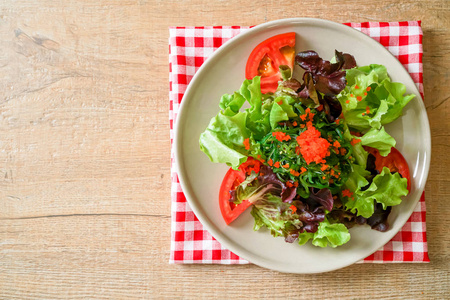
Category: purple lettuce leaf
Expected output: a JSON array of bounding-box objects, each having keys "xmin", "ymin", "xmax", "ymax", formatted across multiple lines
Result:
[
  {"xmin": 328, "ymin": 209, "xmax": 358, "ymax": 229},
  {"xmin": 295, "ymin": 50, "xmax": 330, "ymax": 74},
  {"xmin": 366, "ymin": 203, "xmax": 392, "ymax": 232},
  {"xmin": 294, "ymin": 200, "xmax": 326, "ymax": 223},
  {"xmin": 283, "ymin": 200, "xmax": 325, "ymax": 243},
  {"xmin": 231, "ymin": 165, "xmax": 297, "ymax": 205},
  {"xmin": 282, "ymin": 190, "xmax": 333, "ymax": 242},
  {"xmin": 341, "ymin": 52, "xmax": 357, "ymax": 70},
  {"xmin": 314, "ymin": 71, "xmax": 347, "ymax": 95},
  {"xmin": 305, "ymin": 187, "xmax": 334, "ymax": 212},
  {"xmin": 295, "ymin": 50, "xmax": 356, "ymax": 96},
  {"xmin": 319, "ymin": 93, "xmax": 343, "ymax": 122},
  {"xmin": 298, "ymin": 73, "xmax": 320, "ymax": 106}
]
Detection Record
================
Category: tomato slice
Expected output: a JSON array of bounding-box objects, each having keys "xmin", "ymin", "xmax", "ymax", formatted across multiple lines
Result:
[
  {"xmin": 219, "ymin": 157, "xmax": 262, "ymax": 224},
  {"xmin": 365, "ymin": 146, "xmax": 411, "ymax": 192},
  {"xmin": 219, "ymin": 168, "xmax": 251, "ymax": 225},
  {"xmin": 245, "ymin": 32, "xmax": 296, "ymax": 94}
]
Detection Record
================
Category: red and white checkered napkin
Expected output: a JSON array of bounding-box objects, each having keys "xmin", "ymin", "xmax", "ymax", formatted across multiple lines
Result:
[{"xmin": 169, "ymin": 22, "xmax": 429, "ymax": 264}]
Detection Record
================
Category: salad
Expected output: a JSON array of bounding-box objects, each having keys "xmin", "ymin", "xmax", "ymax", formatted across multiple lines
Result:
[{"xmin": 199, "ymin": 33, "xmax": 413, "ymax": 248}]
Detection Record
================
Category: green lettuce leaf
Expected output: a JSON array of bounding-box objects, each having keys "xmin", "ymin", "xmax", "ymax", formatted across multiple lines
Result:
[
  {"xmin": 199, "ymin": 77, "xmax": 274, "ymax": 169},
  {"xmin": 366, "ymin": 166, "xmax": 409, "ymax": 209},
  {"xmin": 345, "ymin": 64, "xmax": 389, "ymax": 89},
  {"xmin": 342, "ymin": 189, "xmax": 376, "ymax": 218},
  {"xmin": 269, "ymin": 96, "xmax": 297, "ymax": 129},
  {"xmin": 359, "ymin": 127, "xmax": 396, "ymax": 156},
  {"xmin": 297, "ymin": 231, "xmax": 314, "ymax": 246},
  {"xmin": 199, "ymin": 112, "xmax": 250, "ymax": 169},
  {"xmin": 344, "ymin": 164, "xmax": 370, "ymax": 192},
  {"xmin": 373, "ymin": 80, "xmax": 415, "ymax": 124},
  {"xmin": 269, "ymin": 102, "xmax": 289, "ymax": 129},
  {"xmin": 241, "ymin": 77, "xmax": 271, "ymax": 139},
  {"xmin": 343, "ymin": 167, "xmax": 409, "ymax": 218},
  {"xmin": 297, "ymin": 217, "xmax": 350, "ymax": 248},
  {"xmin": 219, "ymin": 92, "xmax": 246, "ymax": 116},
  {"xmin": 338, "ymin": 64, "xmax": 414, "ymax": 131},
  {"xmin": 343, "ymin": 123, "xmax": 368, "ymax": 168}
]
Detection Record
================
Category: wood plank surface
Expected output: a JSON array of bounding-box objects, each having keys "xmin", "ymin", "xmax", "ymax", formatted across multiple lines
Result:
[{"xmin": 0, "ymin": 0, "xmax": 449, "ymax": 298}]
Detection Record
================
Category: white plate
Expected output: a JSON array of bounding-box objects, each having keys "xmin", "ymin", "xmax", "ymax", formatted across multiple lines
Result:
[{"xmin": 174, "ymin": 18, "xmax": 431, "ymax": 273}]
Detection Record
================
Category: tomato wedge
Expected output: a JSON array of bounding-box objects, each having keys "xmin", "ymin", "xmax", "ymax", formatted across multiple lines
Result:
[
  {"xmin": 245, "ymin": 32, "xmax": 296, "ymax": 94},
  {"xmin": 219, "ymin": 168, "xmax": 251, "ymax": 225},
  {"xmin": 219, "ymin": 157, "xmax": 262, "ymax": 225},
  {"xmin": 365, "ymin": 146, "xmax": 411, "ymax": 192}
]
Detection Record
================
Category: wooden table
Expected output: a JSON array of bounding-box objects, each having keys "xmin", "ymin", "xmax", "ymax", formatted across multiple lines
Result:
[{"xmin": 0, "ymin": 1, "xmax": 448, "ymax": 298}]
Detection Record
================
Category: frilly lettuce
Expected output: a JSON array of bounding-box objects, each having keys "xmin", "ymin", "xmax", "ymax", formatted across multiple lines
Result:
[
  {"xmin": 199, "ymin": 111, "xmax": 250, "ymax": 169},
  {"xmin": 297, "ymin": 217, "xmax": 350, "ymax": 248},
  {"xmin": 338, "ymin": 64, "xmax": 414, "ymax": 132},
  {"xmin": 358, "ymin": 127, "xmax": 396, "ymax": 156},
  {"xmin": 200, "ymin": 77, "xmax": 264, "ymax": 169},
  {"xmin": 338, "ymin": 64, "xmax": 413, "ymax": 163},
  {"xmin": 342, "ymin": 167, "xmax": 408, "ymax": 218}
]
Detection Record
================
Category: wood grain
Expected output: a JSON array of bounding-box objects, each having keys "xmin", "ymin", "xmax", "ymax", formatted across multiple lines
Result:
[{"xmin": 0, "ymin": 0, "xmax": 449, "ymax": 298}]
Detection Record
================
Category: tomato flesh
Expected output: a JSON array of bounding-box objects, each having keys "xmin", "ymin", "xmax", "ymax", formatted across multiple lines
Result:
[
  {"xmin": 365, "ymin": 146, "xmax": 411, "ymax": 191},
  {"xmin": 245, "ymin": 32, "xmax": 296, "ymax": 94},
  {"xmin": 258, "ymin": 55, "xmax": 276, "ymax": 77}
]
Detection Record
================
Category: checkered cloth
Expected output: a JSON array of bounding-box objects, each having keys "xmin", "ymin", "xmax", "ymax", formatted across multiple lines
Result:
[{"xmin": 169, "ymin": 21, "xmax": 429, "ymax": 264}]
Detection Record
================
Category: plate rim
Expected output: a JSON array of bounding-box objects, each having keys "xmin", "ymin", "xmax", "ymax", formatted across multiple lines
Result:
[{"xmin": 174, "ymin": 17, "xmax": 431, "ymax": 273}]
